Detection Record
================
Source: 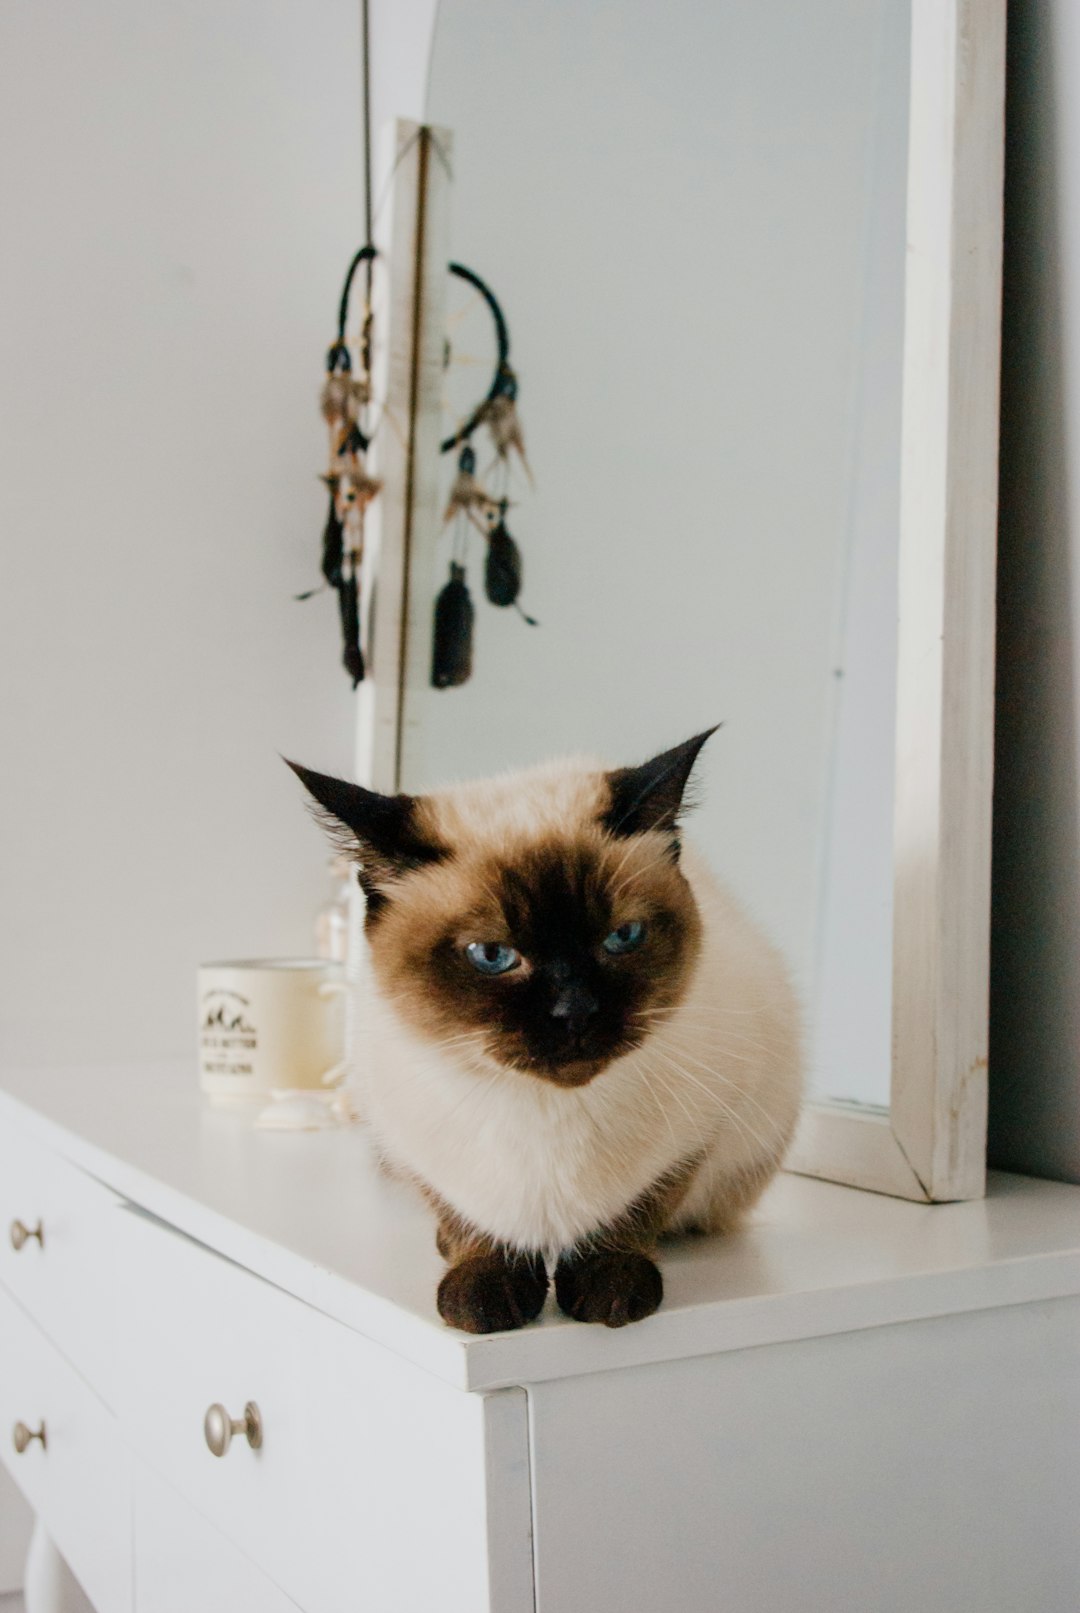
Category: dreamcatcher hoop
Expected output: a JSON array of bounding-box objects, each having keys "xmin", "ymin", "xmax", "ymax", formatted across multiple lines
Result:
[
  {"xmin": 329, "ymin": 246, "xmax": 513, "ymax": 457},
  {"xmin": 325, "ymin": 243, "xmax": 379, "ymax": 452},
  {"xmin": 440, "ymin": 262, "xmax": 512, "ymax": 454}
]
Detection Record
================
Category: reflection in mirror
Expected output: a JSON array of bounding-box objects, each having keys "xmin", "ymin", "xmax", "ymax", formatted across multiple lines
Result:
[{"xmin": 406, "ymin": 0, "xmax": 911, "ymax": 1111}]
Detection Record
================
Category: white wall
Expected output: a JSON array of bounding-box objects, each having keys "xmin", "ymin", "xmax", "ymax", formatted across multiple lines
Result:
[
  {"xmin": 0, "ymin": 1, "xmax": 365, "ymax": 1066},
  {"xmin": 990, "ymin": 2, "xmax": 1080, "ymax": 1184},
  {"xmin": 369, "ymin": 0, "xmax": 438, "ymax": 147}
]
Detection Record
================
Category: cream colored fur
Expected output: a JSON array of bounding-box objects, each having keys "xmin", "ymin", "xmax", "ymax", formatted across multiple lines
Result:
[{"xmin": 353, "ymin": 762, "xmax": 803, "ymax": 1255}]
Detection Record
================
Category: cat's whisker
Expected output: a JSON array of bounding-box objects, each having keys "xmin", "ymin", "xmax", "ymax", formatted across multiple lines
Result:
[
  {"xmin": 647, "ymin": 1036, "xmax": 782, "ymax": 1127},
  {"xmin": 434, "ymin": 1062, "xmax": 509, "ymax": 1131},
  {"xmin": 673, "ymin": 1030, "xmax": 792, "ymax": 1063},
  {"xmin": 607, "ymin": 845, "xmax": 680, "ymax": 903},
  {"xmin": 603, "ymin": 829, "xmax": 653, "ymax": 889},
  {"xmin": 633, "ymin": 1025, "xmax": 778, "ymax": 1057},
  {"xmin": 376, "ymin": 1060, "xmax": 475, "ymax": 1101},
  {"xmin": 649, "ymin": 1047, "xmax": 791, "ymax": 1159},
  {"xmin": 639, "ymin": 1012, "xmax": 795, "ymax": 1059},
  {"xmin": 633, "ymin": 1022, "xmax": 792, "ymax": 1070},
  {"xmin": 634, "ymin": 1002, "xmax": 786, "ymax": 1031},
  {"xmin": 653, "ymin": 1036, "xmax": 795, "ymax": 1139},
  {"xmin": 373, "ymin": 1045, "xmax": 490, "ymax": 1083},
  {"xmin": 633, "ymin": 1003, "xmax": 767, "ymax": 1021},
  {"xmin": 640, "ymin": 1063, "xmax": 716, "ymax": 1160},
  {"xmin": 634, "ymin": 1026, "xmax": 792, "ymax": 1059},
  {"xmin": 633, "ymin": 1061, "xmax": 682, "ymax": 1156}
]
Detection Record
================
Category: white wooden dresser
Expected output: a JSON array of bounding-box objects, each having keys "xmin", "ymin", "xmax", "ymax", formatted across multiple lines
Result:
[{"xmin": 1, "ymin": 1061, "xmax": 1078, "ymax": 1613}]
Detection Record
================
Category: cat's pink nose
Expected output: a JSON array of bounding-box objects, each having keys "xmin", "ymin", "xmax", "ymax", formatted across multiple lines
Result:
[{"xmin": 551, "ymin": 982, "xmax": 599, "ymax": 1031}]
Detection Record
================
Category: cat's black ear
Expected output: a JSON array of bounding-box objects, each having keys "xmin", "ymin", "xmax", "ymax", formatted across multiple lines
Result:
[
  {"xmin": 285, "ymin": 760, "xmax": 444, "ymax": 912},
  {"xmin": 601, "ymin": 727, "xmax": 720, "ymax": 844}
]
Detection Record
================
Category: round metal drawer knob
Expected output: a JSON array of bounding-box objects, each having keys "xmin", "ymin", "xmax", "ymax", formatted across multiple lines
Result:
[
  {"xmin": 9, "ymin": 1219, "xmax": 44, "ymax": 1252},
  {"xmin": 13, "ymin": 1421, "xmax": 46, "ymax": 1454},
  {"xmin": 203, "ymin": 1401, "xmax": 263, "ymax": 1458}
]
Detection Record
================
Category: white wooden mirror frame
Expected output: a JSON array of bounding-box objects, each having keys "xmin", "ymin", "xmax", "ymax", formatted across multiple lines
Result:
[
  {"xmin": 787, "ymin": 0, "xmax": 1006, "ymax": 1202},
  {"xmin": 354, "ymin": 0, "xmax": 1006, "ymax": 1204}
]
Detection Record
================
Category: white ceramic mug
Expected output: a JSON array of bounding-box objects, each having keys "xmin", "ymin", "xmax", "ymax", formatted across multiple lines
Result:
[{"xmin": 197, "ymin": 958, "xmax": 346, "ymax": 1107}]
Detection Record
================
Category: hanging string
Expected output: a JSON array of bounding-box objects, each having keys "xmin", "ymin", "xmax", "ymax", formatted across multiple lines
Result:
[
  {"xmin": 360, "ymin": 0, "xmax": 374, "ymax": 373},
  {"xmin": 361, "ymin": 0, "xmax": 372, "ymax": 247}
]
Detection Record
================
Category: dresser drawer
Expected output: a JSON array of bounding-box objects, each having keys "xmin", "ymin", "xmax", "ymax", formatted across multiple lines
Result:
[
  {"xmin": 111, "ymin": 1206, "xmax": 499, "ymax": 1613},
  {"xmin": 0, "ymin": 1285, "xmax": 132, "ymax": 1613},
  {"xmin": 0, "ymin": 1120, "xmax": 123, "ymax": 1400},
  {"xmin": 135, "ymin": 1461, "xmax": 299, "ymax": 1613}
]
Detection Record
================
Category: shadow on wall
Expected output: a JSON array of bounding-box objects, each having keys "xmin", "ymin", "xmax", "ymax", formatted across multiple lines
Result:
[{"xmin": 990, "ymin": 0, "xmax": 1080, "ymax": 1183}]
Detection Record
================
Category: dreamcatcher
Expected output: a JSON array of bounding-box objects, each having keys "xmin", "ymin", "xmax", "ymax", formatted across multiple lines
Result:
[
  {"xmin": 295, "ymin": 245, "xmax": 382, "ymax": 686},
  {"xmin": 299, "ymin": 247, "xmax": 534, "ymax": 689},
  {"xmin": 433, "ymin": 261, "xmax": 536, "ymax": 689}
]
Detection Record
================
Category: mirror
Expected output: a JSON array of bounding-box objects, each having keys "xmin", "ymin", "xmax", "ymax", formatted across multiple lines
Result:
[{"xmin": 403, "ymin": 0, "xmax": 912, "ymax": 1115}]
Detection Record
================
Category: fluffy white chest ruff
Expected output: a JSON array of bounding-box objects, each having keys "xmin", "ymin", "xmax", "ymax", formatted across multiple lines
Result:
[
  {"xmin": 357, "ymin": 946, "xmax": 799, "ymax": 1253},
  {"xmin": 361, "ymin": 1029, "xmax": 682, "ymax": 1251}
]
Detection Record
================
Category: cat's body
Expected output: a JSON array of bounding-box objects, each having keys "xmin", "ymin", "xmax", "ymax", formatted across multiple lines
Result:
[
  {"xmin": 291, "ymin": 733, "xmax": 802, "ymax": 1333},
  {"xmin": 358, "ymin": 800, "xmax": 799, "ymax": 1256}
]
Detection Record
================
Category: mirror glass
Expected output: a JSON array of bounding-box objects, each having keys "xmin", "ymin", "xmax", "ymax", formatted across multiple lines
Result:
[{"xmin": 407, "ymin": 0, "xmax": 911, "ymax": 1110}]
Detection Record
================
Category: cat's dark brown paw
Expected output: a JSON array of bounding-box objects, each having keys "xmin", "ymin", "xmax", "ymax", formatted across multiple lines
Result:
[
  {"xmin": 437, "ymin": 1253, "xmax": 549, "ymax": 1333},
  {"xmin": 554, "ymin": 1249, "xmax": 663, "ymax": 1327}
]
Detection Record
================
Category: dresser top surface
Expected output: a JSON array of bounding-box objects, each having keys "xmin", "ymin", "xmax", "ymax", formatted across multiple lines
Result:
[{"xmin": 2, "ymin": 1059, "xmax": 1079, "ymax": 1392}]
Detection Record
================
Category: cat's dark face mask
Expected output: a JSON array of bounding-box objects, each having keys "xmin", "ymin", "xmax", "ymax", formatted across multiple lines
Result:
[
  {"xmin": 431, "ymin": 841, "xmax": 700, "ymax": 1085},
  {"xmin": 286, "ymin": 728, "xmax": 716, "ymax": 1088}
]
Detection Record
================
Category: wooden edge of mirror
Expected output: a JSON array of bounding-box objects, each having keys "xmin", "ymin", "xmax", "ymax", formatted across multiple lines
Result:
[
  {"xmin": 787, "ymin": 0, "xmax": 1007, "ymax": 1202},
  {"xmin": 357, "ymin": 120, "xmax": 455, "ymax": 795}
]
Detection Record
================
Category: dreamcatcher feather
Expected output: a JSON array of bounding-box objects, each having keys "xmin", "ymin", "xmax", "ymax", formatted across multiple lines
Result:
[
  {"xmin": 432, "ymin": 562, "xmax": 474, "ymax": 688},
  {"xmin": 476, "ymin": 367, "xmax": 532, "ymax": 483}
]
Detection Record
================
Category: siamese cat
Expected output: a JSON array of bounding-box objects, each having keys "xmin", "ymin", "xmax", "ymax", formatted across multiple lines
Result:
[{"xmin": 289, "ymin": 729, "xmax": 802, "ymax": 1334}]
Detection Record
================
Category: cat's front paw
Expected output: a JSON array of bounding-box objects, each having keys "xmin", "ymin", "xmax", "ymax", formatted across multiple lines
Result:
[
  {"xmin": 437, "ymin": 1253, "xmax": 549, "ymax": 1333},
  {"xmin": 554, "ymin": 1249, "xmax": 663, "ymax": 1327}
]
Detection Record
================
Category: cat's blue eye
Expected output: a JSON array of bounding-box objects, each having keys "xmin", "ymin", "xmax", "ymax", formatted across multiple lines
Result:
[
  {"xmin": 602, "ymin": 920, "xmax": 647, "ymax": 955},
  {"xmin": 465, "ymin": 941, "xmax": 522, "ymax": 975}
]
